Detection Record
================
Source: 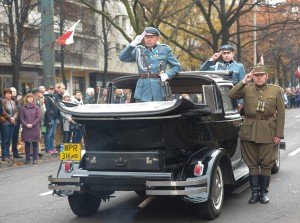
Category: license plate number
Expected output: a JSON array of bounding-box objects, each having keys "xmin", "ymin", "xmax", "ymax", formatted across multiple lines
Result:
[{"xmin": 60, "ymin": 143, "xmax": 81, "ymax": 161}]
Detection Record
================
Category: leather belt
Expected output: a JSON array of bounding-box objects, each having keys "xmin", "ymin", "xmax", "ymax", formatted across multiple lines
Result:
[
  {"xmin": 245, "ymin": 115, "xmax": 274, "ymax": 120},
  {"xmin": 139, "ymin": 74, "xmax": 160, "ymax": 79}
]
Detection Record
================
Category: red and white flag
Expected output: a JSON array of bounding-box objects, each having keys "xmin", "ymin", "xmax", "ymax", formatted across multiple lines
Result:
[
  {"xmin": 56, "ymin": 20, "xmax": 80, "ymax": 46},
  {"xmin": 295, "ymin": 65, "xmax": 300, "ymax": 78},
  {"xmin": 259, "ymin": 54, "xmax": 264, "ymax": 65}
]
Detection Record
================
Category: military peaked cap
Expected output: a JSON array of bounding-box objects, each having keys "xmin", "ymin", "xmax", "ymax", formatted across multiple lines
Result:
[
  {"xmin": 221, "ymin": 45, "xmax": 235, "ymax": 51},
  {"xmin": 252, "ymin": 64, "xmax": 269, "ymax": 74},
  {"xmin": 144, "ymin": 27, "xmax": 160, "ymax": 36}
]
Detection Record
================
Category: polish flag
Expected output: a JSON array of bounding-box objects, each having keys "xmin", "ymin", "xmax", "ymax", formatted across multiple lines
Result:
[
  {"xmin": 56, "ymin": 20, "xmax": 80, "ymax": 46},
  {"xmin": 259, "ymin": 54, "xmax": 264, "ymax": 65},
  {"xmin": 295, "ymin": 65, "xmax": 300, "ymax": 78}
]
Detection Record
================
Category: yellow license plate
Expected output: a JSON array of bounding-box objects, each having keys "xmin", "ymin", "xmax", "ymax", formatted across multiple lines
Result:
[{"xmin": 59, "ymin": 143, "xmax": 81, "ymax": 161}]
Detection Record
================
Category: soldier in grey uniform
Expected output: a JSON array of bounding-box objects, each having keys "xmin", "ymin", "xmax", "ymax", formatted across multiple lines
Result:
[
  {"xmin": 200, "ymin": 45, "xmax": 246, "ymax": 110},
  {"xmin": 200, "ymin": 45, "xmax": 246, "ymax": 84},
  {"xmin": 119, "ymin": 27, "xmax": 181, "ymax": 102},
  {"xmin": 228, "ymin": 64, "xmax": 285, "ymax": 204}
]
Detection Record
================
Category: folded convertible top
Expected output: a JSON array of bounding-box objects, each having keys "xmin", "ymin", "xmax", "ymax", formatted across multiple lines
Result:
[{"xmin": 56, "ymin": 98, "xmax": 211, "ymax": 119}]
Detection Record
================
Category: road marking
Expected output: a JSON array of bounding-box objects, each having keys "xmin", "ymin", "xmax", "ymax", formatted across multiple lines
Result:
[
  {"xmin": 232, "ymin": 182, "xmax": 249, "ymax": 194},
  {"xmin": 288, "ymin": 147, "xmax": 300, "ymax": 156},
  {"xmin": 39, "ymin": 191, "xmax": 53, "ymax": 196}
]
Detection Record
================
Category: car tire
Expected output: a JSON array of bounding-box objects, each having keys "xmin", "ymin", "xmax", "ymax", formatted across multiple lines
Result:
[
  {"xmin": 68, "ymin": 192, "xmax": 101, "ymax": 217},
  {"xmin": 271, "ymin": 144, "xmax": 280, "ymax": 174},
  {"xmin": 198, "ymin": 164, "xmax": 224, "ymax": 220}
]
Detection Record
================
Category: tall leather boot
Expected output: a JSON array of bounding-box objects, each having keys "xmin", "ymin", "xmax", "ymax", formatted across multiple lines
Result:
[
  {"xmin": 260, "ymin": 175, "xmax": 270, "ymax": 204},
  {"xmin": 248, "ymin": 175, "xmax": 260, "ymax": 204}
]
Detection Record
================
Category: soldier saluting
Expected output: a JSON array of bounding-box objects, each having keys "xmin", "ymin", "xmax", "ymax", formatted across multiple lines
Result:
[
  {"xmin": 119, "ymin": 27, "xmax": 181, "ymax": 102},
  {"xmin": 228, "ymin": 64, "xmax": 285, "ymax": 204},
  {"xmin": 200, "ymin": 44, "xmax": 246, "ymax": 84}
]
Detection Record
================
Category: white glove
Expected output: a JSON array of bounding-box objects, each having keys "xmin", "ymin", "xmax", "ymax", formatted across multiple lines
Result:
[
  {"xmin": 159, "ymin": 73, "xmax": 169, "ymax": 82},
  {"xmin": 130, "ymin": 31, "xmax": 146, "ymax": 47}
]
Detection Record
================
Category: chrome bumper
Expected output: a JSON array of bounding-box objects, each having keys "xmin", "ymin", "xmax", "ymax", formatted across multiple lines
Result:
[{"xmin": 48, "ymin": 169, "xmax": 207, "ymax": 196}]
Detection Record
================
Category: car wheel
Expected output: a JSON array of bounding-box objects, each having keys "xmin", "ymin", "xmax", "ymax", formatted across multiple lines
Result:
[
  {"xmin": 198, "ymin": 165, "xmax": 224, "ymax": 220},
  {"xmin": 271, "ymin": 144, "xmax": 280, "ymax": 174},
  {"xmin": 68, "ymin": 192, "xmax": 101, "ymax": 217}
]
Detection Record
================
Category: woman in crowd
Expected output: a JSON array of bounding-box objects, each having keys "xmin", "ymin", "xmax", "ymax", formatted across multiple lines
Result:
[
  {"xmin": 61, "ymin": 93, "xmax": 74, "ymax": 143},
  {"xmin": 1, "ymin": 88, "xmax": 18, "ymax": 161},
  {"xmin": 20, "ymin": 93, "xmax": 41, "ymax": 164},
  {"xmin": 71, "ymin": 91, "xmax": 84, "ymax": 143}
]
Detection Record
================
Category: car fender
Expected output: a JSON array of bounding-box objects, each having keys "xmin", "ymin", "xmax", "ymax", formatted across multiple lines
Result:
[{"xmin": 182, "ymin": 147, "xmax": 234, "ymax": 203}]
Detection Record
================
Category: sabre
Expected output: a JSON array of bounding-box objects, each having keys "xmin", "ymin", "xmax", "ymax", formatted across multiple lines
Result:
[{"xmin": 158, "ymin": 62, "xmax": 172, "ymax": 101}]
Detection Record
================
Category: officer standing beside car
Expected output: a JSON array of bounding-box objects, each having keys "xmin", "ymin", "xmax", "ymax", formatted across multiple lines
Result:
[
  {"xmin": 119, "ymin": 27, "xmax": 181, "ymax": 102},
  {"xmin": 228, "ymin": 64, "xmax": 285, "ymax": 205}
]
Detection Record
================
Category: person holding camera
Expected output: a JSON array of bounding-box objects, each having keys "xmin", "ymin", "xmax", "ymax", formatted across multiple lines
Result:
[
  {"xmin": 228, "ymin": 64, "xmax": 285, "ymax": 204},
  {"xmin": 44, "ymin": 85, "xmax": 59, "ymax": 154}
]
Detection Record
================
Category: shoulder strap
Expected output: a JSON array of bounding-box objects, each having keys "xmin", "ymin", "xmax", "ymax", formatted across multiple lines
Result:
[
  {"xmin": 250, "ymin": 84, "xmax": 272, "ymax": 114},
  {"xmin": 142, "ymin": 50, "xmax": 151, "ymax": 74},
  {"xmin": 215, "ymin": 62, "xmax": 219, "ymax": 71}
]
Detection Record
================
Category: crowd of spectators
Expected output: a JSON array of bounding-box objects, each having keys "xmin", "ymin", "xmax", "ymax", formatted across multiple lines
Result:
[
  {"xmin": 283, "ymin": 87, "xmax": 300, "ymax": 109},
  {"xmin": 0, "ymin": 84, "xmax": 98, "ymax": 164}
]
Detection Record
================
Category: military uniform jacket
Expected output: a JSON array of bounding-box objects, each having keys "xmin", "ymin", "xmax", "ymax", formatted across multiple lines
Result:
[
  {"xmin": 228, "ymin": 81, "xmax": 285, "ymax": 143},
  {"xmin": 200, "ymin": 60, "xmax": 246, "ymax": 84},
  {"xmin": 119, "ymin": 44, "xmax": 181, "ymax": 101}
]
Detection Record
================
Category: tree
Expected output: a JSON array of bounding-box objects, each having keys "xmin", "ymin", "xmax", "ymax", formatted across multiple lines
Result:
[
  {"xmin": 0, "ymin": 0, "xmax": 40, "ymax": 90},
  {"xmin": 80, "ymin": 0, "xmax": 300, "ymax": 88}
]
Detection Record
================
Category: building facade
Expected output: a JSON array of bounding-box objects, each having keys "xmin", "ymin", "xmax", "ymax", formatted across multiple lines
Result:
[{"xmin": 0, "ymin": 0, "xmax": 135, "ymax": 97}]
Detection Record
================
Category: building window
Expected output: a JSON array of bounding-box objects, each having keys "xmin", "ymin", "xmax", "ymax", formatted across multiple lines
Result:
[
  {"xmin": 116, "ymin": 43, "xmax": 121, "ymax": 54},
  {"xmin": 122, "ymin": 16, "xmax": 127, "ymax": 29},
  {"xmin": 0, "ymin": 24, "xmax": 9, "ymax": 44}
]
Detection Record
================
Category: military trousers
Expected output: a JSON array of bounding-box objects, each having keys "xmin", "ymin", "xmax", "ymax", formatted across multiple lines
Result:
[{"xmin": 241, "ymin": 140, "xmax": 277, "ymax": 176}]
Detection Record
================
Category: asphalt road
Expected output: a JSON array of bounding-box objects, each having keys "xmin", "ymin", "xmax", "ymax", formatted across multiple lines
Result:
[{"xmin": 0, "ymin": 108, "xmax": 300, "ymax": 223}]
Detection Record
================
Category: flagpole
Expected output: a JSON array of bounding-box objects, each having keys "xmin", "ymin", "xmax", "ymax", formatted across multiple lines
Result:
[
  {"xmin": 253, "ymin": 5, "xmax": 257, "ymax": 65},
  {"xmin": 59, "ymin": 0, "xmax": 67, "ymax": 89}
]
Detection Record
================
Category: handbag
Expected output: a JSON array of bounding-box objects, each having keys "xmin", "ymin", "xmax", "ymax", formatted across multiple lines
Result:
[{"xmin": 0, "ymin": 115, "xmax": 5, "ymax": 124}]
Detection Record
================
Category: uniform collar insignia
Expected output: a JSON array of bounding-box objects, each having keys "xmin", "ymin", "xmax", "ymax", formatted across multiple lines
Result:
[{"xmin": 146, "ymin": 44, "xmax": 158, "ymax": 52}]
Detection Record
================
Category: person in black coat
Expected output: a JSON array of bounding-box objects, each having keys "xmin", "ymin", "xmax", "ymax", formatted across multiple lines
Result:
[{"xmin": 44, "ymin": 85, "xmax": 59, "ymax": 154}]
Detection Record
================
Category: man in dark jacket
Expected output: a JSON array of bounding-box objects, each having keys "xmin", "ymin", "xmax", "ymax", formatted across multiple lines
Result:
[
  {"xmin": 44, "ymin": 85, "xmax": 59, "ymax": 154},
  {"xmin": 10, "ymin": 87, "xmax": 23, "ymax": 158}
]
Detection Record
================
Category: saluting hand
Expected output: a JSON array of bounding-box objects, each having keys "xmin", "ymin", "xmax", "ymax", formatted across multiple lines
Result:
[
  {"xmin": 243, "ymin": 70, "xmax": 254, "ymax": 84},
  {"xmin": 130, "ymin": 31, "xmax": 146, "ymax": 47},
  {"xmin": 211, "ymin": 51, "xmax": 222, "ymax": 61}
]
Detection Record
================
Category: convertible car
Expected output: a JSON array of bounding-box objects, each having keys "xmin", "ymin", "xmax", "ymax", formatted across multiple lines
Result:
[{"xmin": 48, "ymin": 71, "xmax": 281, "ymax": 220}]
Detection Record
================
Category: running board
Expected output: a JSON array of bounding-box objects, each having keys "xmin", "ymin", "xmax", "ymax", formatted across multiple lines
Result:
[{"xmin": 232, "ymin": 162, "xmax": 249, "ymax": 183}]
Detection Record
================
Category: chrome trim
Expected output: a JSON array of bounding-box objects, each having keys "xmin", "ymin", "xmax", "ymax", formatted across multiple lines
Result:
[
  {"xmin": 48, "ymin": 175, "xmax": 80, "ymax": 183},
  {"xmin": 72, "ymin": 170, "xmax": 172, "ymax": 179},
  {"xmin": 146, "ymin": 178, "xmax": 207, "ymax": 196},
  {"xmin": 48, "ymin": 185, "xmax": 81, "ymax": 191},
  {"xmin": 146, "ymin": 178, "xmax": 206, "ymax": 187},
  {"xmin": 146, "ymin": 188, "xmax": 207, "ymax": 196}
]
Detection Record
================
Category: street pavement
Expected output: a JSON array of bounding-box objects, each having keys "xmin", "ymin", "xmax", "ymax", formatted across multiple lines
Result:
[{"xmin": 0, "ymin": 148, "xmax": 59, "ymax": 169}]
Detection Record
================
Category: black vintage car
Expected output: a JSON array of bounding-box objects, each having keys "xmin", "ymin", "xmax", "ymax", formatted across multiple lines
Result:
[{"xmin": 48, "ymin": 71, "xmax": 281, "ymax": 220}]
